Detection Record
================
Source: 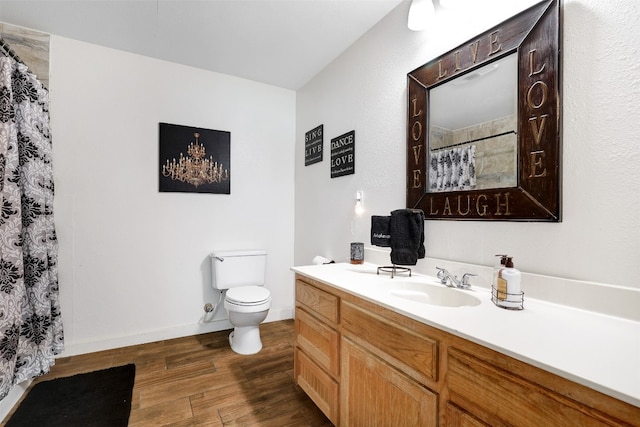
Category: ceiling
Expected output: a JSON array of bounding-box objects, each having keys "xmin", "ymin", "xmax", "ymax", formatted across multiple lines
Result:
[{"xmin": 0, "ymin": 0, "xmax": 405, "ymax": 90}]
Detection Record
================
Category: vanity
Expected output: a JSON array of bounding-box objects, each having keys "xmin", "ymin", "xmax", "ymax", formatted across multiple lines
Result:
[
  {"xmin": 292, "ymin": 263, "xmax": 640, "ymax": 426},
  {"xmin": 293, "ymin": 1, "xmax": 639, "ymax": 424}
]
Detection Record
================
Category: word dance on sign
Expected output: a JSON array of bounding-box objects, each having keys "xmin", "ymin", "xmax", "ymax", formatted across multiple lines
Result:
[{"xmin": 331, "ymin": 130, "xmax": 355, "ymax": 178}]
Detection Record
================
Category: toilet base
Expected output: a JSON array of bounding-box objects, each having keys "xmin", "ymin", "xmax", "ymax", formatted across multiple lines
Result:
[{"xmin": 228, "ymin": 326, "xmax": 263, "ymax": 355}]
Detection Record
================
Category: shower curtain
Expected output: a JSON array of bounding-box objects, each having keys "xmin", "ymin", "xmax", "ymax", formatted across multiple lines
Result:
[
  {"xmin": 429, "ymin": 145, "xmax": 476, "ymax": 192},
  {"xmin": 0, "ymin": 54, "xmax": 63, "ymax": 400}
]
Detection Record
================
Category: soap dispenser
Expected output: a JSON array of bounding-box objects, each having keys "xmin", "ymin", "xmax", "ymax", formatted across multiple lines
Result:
[
  {"xmin": 492, "ymin": 254, "xmax": 508, "ymax": 301},
  {"xmin": 497, "ymin": 257, "xmax": 522, "ymax": 309}
]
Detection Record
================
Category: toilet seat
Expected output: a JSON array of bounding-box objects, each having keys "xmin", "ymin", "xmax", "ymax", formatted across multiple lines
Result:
[{"xmin": 225, "ymin": 286, "xmax": 271, "ymax": 306}]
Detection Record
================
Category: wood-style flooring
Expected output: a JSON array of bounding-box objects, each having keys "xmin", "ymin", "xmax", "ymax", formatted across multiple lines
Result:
[{"xmin": 3, "ymin": 319, "xmax": 333, "ymax": 426}]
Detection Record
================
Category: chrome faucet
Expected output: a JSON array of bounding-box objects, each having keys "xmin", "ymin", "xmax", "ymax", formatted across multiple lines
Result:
[{"xmin": 436, "ymin": 267, "xmax": 476, "ymax": 289}]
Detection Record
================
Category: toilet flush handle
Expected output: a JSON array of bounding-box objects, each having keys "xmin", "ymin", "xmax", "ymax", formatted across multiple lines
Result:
[{"xmin": 214, "ymin": 256, "xmax": 224, "ymax": 262}]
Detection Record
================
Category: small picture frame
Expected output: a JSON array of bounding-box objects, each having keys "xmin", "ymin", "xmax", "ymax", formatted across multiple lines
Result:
[
  {"xmin": 331, "ymin": 130, "xmax": 355, "ymax": 178},
  {"xmin": 305, "ymin": 124, "xmax": 323, "ymax": 166}
]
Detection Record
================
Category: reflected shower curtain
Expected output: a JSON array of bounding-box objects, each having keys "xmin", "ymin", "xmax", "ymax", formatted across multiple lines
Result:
[
  {"xmin": 429, "ymin": 145, "xmax": 476, "ymax": 192},
  {"xmin": 0, "ymin": 55, "xmax": 63, "ymax": 400}
]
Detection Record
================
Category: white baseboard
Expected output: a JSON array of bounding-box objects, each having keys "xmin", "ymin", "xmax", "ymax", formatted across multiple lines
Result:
[
  {"xmin": 0, "ymin": 379, "xmax": 31, "ymax": 423},
  {"xmin": 59, "ymin": 307, "xmax": 294, "ymax": 358}
]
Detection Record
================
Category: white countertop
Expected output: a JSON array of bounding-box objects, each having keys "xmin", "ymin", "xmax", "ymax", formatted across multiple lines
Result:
[{"xmin": 291, "ymin": 262, "xmax": 640, "ymax": 408}]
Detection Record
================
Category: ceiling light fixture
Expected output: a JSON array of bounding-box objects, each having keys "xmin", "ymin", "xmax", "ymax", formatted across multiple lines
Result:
[{"xmin": 408, "ymin": 0, "xmax": 435, "ymax": 31}]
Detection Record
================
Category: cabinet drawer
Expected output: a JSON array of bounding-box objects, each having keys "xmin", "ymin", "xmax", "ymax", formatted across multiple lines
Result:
[
  {"xmin": 296, "ymin": 279, "xmax": 339, "ymax": 325},
  {"xmin": 445, "ymin": 402, "xmax": 489, "ymax": 427},
  {"xmin": 295, "ymin": 307, "xmax": 339, "ymax": 377},
  {"xmin": 295, "ymin": 348, "xmax": 339, "ymax": 426},
  {"xmin": 448, "ymin": 348, "xmax": 619, "ymax": 426},
  {"xmin": 341, "ymin": 300, "xmax": 438, "ymax": 384}
]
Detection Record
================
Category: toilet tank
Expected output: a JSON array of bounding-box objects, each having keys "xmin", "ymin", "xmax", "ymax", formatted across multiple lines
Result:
[{"xmin": 210, "ymin": 250, "xmax": 267, "ymax": 290}]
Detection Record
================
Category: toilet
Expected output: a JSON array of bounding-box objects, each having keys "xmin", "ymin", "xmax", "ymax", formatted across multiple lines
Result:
[{"xmin": 210, "ymin": 250, "xmax": 271, "ymax": 355}]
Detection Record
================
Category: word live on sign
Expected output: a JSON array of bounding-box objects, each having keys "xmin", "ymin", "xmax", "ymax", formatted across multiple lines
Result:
[
  {"xmin": 331, "ymin": 130, "xmax": 355, "ymax": 178},
  {"xmin": 305, "ymin": 124, "xmax": 323, "ymax": 166}
]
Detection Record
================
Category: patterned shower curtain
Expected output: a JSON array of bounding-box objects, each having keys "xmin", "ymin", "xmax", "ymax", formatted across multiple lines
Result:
[
  {"xmin": 428, "ymin": 145, "xmax": 476, "ymax": 192},
  {"xmin": 0, "ymin": 55, "xmax": 63, "ymax": 400}
]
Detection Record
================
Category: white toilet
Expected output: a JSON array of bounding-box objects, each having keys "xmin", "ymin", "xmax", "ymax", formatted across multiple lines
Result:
[{"xmin": 210, "ymin": 250, "xmax": 271, "ymax": 355}]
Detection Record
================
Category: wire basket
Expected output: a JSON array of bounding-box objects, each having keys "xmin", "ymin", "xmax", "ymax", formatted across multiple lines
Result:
[{"xmin": 491, "ymin": 286, "xmax": 524, "ymax": 310}]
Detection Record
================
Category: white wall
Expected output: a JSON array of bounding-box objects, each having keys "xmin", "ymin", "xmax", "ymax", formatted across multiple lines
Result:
[
  {"xmin": 50, "ymin": 36, "xmax": 296, "ymax": 355},
  {"xmin": 295, "ymin": 0, "xmax": 640, "ymax": 289}
]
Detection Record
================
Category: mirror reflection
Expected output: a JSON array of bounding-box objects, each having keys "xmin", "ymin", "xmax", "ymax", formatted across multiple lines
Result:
[{"xmin": 428, "ymin": 53, "xmax": 517, "ymax": 193}]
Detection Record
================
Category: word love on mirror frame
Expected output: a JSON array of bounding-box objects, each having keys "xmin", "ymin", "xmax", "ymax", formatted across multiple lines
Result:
[{"xmin": 407, "ymin": 0, "xmax": 561, "ymax": 221}]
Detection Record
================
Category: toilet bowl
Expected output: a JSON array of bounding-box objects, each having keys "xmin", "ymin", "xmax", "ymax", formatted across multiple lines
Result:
[
  {"xmin": 210, "ymin": 250, "xmax": 271, "ymax": 355},
  {"xmin": 224, "ymin": 286, "xmax": 271, "ymax": 354}
]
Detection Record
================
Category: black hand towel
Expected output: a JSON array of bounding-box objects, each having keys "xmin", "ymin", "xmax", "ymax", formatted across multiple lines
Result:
[
  {"xmin": 370, "ymin": 215, "xmax": 391, "ymax": 247},
  {"xmin": 417, "ymin": 210, "xmax": 425, "ymax": 259},
  {"xmin": 389, "ymin": 209, "xmax": 425, "ymax": 266}
]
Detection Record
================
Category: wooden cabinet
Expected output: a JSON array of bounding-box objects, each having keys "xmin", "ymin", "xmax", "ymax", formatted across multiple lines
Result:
[
  {"xmin": 295, "ymin": 278, "xmax": 339, "ymax": 324},
  {"xmin": 340, "ymin": 336, "xmax": 437, "ymax": 426},
  {"xmin": 294, "ymin": 274, "xmax": 640, "ymax": 427},
  {"xmin": 446, "ymin": 346, "xmax": 640, "ymax": 426},
  {"xmin": 444, "ymin": 402, "xmax": 489, "ymax": 427},
  {"xmin": 294, "ymin": 278, "xmax": 340, "ymax": 425},
  {"xmin": 295, "ymin": 348, "xmax": 339, "ymax": 423},
  {"xmin": 341, "ymin": 300, "xmax": 439, "ymax": 386},
  {"xmin": 295, "ymin": 308, "xmax": 339, "ymax": 376}
]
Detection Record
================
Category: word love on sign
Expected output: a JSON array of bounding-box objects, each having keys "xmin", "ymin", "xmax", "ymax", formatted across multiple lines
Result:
[
  {"xmin": 331, "ymin": 130, "xmax": 355, "ymax": 178},
  {"xmin": 305, "ymin": 124, "xmax": 323, "ymax": 166}
]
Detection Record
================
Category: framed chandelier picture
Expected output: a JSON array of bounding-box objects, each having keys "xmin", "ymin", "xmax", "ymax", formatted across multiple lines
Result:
[{"xmin": 159, "ymin": 122, "xmax": 231, "ymax": 194}]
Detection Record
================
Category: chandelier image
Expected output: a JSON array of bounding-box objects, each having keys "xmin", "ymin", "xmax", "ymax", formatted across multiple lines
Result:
[{"xmin": 162, "ymin": 133, "xmax": 229, "ymax": 187}]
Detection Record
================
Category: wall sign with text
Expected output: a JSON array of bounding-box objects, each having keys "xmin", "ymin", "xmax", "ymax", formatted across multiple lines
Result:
[
  {"xmin": 331, "ymin": 130, "xmax": 355, "ymax": 178},
  {"xmin": 305, "ymin": 124, "xmax": 323, "ymax": 166},
  {"xmin": 406, "ymin": 0, "xmax": 561, "ymax": 221}
]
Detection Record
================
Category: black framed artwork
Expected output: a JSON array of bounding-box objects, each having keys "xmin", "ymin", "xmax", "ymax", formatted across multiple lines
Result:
[
  {"xmin": 158, "ymin": 122, "xmax": 231, "ymax": 194},
  {"xmin": 330, "ymin": 130, "xmax": 355, "ymax": 178},
  {"xmin": 305, "ymin": 124, "xmax": 323, "ymax": 166}
]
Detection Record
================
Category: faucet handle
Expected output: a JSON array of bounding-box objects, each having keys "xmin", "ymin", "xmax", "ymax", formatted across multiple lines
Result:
[
  {"xmin": 461, "ymin": 273, "xmax": 477, "ymax": 288},
  {"xmin": 436, "ymin": 267, "xmax": 448, "ymax": 284}
]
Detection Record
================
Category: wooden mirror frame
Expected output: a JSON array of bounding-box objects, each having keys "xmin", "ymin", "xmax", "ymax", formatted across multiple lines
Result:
[{"xmin": 407, "ymin": 0, "xmax": 561, "ymax": 221}]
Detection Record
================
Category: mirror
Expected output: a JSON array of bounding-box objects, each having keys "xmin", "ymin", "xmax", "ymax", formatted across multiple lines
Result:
[
  {"xmin": 429, "ymin": 53, "xmax": 517, "ymax": 192},
  {"xmin": 407, "ymin": 0, "xmax": 561, "ymax": 221}
]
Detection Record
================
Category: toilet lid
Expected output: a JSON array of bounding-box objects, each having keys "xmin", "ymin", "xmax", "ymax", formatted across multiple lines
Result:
[{"xmin": 226, "ymin": 286, "xmax": 271, "ymax": 305}]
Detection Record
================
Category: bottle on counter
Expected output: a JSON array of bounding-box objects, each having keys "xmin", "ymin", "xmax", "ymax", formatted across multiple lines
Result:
[
  {"xmin": 497, "ymin": 257, "xmax": 522, "ymax": 309},
  {"xmin": 493, "ymin": 254, "xmax": 508, "ymax": 301}
]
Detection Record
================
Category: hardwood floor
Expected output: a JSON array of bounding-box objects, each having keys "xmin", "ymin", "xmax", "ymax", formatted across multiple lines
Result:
[{"xmin": 3, "ymin": 319, "xmax": 333, "ymax": 426}]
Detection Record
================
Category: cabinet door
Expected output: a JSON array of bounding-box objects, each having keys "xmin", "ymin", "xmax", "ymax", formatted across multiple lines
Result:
[
  {"xmin": 340, "ymin": 337, "xmax": 437, "ymax": 427},
  {"xmin": 295, "ymin": 348, "xmax": 339, "ymax": 425}
]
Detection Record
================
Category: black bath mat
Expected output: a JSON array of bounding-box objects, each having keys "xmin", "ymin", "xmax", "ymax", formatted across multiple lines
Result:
[{"xmin": 6, "ymin": 364, "xmax": 136, "ymax": 427}]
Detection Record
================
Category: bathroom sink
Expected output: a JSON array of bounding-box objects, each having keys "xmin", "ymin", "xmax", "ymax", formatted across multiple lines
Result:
[{"xmin": 387, "ymin": 281, "xmax": 481, "ymax": 308}]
